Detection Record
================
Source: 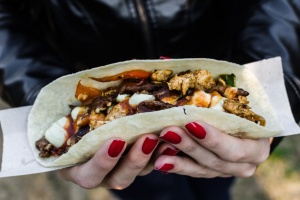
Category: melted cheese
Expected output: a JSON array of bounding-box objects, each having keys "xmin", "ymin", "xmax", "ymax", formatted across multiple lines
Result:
[
  {"xmin": 71, "ymin": 107, "xmax": 85, "ymax": 121},
  {"xmin": 45, "ymin": 117, "xmax": 68, "ymax": 147},
  {"xmin": 116, "ymin": 94, "xmax": 129, "ymax": 102},
  {"xmin": 129, "ymin": 93, "xmax": 155, "ymax": 106}
]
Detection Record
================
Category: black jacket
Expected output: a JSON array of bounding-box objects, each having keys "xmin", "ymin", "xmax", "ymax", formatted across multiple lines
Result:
[{"xmin": 0, "ymin": 0, "xmax": 300, "ymax": 123}]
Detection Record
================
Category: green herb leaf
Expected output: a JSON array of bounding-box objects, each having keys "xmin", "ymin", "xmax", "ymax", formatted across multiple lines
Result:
[{"xmin": 219, "ymin": 74, "xmax": 236, "ymax": 87}]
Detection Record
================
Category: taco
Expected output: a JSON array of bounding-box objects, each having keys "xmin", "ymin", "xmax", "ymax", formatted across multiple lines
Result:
[{"xmin": 27, "ymin": 58, "xmax": 282, "ymax": 167}]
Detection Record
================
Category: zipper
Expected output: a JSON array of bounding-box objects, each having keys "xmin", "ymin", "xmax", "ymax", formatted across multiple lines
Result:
[{"xmin": 135, "ymin": 0, "xmax": 155, "ymax": 58}]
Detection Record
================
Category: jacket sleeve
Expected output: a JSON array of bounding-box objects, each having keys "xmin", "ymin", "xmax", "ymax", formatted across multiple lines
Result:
[
  {"xmin": 0, "ymin": 0, "xmax": 73, "ymax": 107},
  {"xmin": 232, "ymin": 0, "xmax": 300, "ymax": 122},
  {"xmin": 231, "ymin": 0, "xmax": 300, "ymax": 151}
]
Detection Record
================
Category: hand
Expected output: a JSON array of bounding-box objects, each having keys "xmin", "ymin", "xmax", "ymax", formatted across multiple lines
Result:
[
  {"xmin": 59, "ymin": 133, "xmax": 159, "ymax": 189},
  {"xmin": 154, "ymin": 121, "xmax": 270, "ymax": 178}
]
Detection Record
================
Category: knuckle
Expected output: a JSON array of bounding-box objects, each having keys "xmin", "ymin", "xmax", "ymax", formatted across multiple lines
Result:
[
  {"xmin": 75, "ymin": 178, "xmax": 98, "ymax": 189},
  {"xmin": 255, "ymin": 141, "xmax": 270, "ymax": 163},
  {"xmin": 193, "ymin": 167, "xmax": 217, "ymax": 178},
  {"xmin": 183, "ymin": 142, "xmax": 198, "ymax": 153},
  {"xmin": 194, "ymin": 169, "xmax": 209, "ymax": 178},
  {"xmin": 128, "ymin": 161, "xmax": 146, "ymax": 170},
  {"xmin": 126, "ymin": 156, "xmax": 147, "ymax": 170},
  {"xmin": 92, "ymin": 159, "xmax": 112, "ymax": 171},
  {"xmin": 256, "ymin": 150, "xmax": 270, "ymax": 163},
  {"xmin": 205, "ymin": 139, "xmax": 220, "ymax": 150},
  {"xmin": 176, "ymin": 157, "xmax": 217, "ymax": 179},
  {"xmin": 238, "ymin": 165, "xmax": 257, "ymax": 178},
  {"xmin": 231, "ymin": 150, "xmax": 247, "ymax": 162},
  {"xmin": 210, "ymin": 159, "xmax": 227, "ymax": 171},
  {"xmin": 193, "ymin": 171, "xmax": 206, "ymax": 178}
]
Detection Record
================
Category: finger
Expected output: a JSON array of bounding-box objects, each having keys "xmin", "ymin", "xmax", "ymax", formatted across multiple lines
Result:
[
  {"xmin": 103, "ymin": 134, "xmax": 159, "ymax": 189},
  {"xmin": 59, "ymin": 138, "xmax": 126, "ymax": 189},
  {"xmin": 155, "ymin": 155, "xmax": 257, "ymax": 178},
  {"xmin": 184, "ymin": 121, "xmax": 271, "ymax": 164},
  {"xmin": 159, "ymin": 126, "xmax": 258, "ymax": 176},
  {"xmin": 154, "ymin": 155, "xmax": 225, "ymax": 178}
]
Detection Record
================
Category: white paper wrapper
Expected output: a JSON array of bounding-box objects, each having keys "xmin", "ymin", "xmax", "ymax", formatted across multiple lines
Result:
[
  {"xmin": 244, "ymin": 57, "xmax": 300, "ymax": 136},
  {"xmin": 1, "ymin": 57, "xmax": 299, "ymax": 178}
]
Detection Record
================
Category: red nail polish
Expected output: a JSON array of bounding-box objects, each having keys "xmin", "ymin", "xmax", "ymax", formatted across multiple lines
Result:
[
  {"xmin": 160, "ymin": 131, "xmax": 181, "ymax": 144},
  {"xmin": 108, "ymin": 140, "xmax": 126, "ymax": 157},
  {"xmin": 162, "ymin": 147, "xmax": 180, "ymax": 156},
  {"xmin": 185, "ymin": 122, "xmax": 206, "ymax": 139},
  {"xmin": 159, "ymin": 56, "xmax": 171, "ymax": 59},
  {"xmin": 142, "ymin": 137, "xmax": 158, "ymax": 155},
  {"xmin": 156, "ymin": 163, "xmax": 174, "ymax": 171}
]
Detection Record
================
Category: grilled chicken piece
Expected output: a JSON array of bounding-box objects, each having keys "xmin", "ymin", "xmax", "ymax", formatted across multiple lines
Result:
[
  {"xmin": 105, "ymin": 103, "xmax": 129, "ymax": 121},
  {"xmin": 238, "ymin": 96, "xmax": 249, "ymax": 104},
  {"xmin": 151, "ymin": 70, "xmax": 173, "ymax": 82},
  {"xmin": 161, "ymin": 95, "xmax": 180, "ymax": 105},
  {"xmin": 188, "ymin": 90, "xmax": 211, "ymax": 107},
  {"xmin": 223, "ymin": 99, "xmax": 266, "ymax": 126},
  {"xmin": 168, "ymin": 73, "xmax": 195, "ymax": 95},
  {"xmin": 223, "ymin": 99, "xmax": 252, "ymax": 117},
  {"xmin": 193, "ymin": 70, "xmax": 216, "ymax": 91},
  {"xmin": 168, "ymin": 70, "xmax": 216, "ymax": 95},
  {"xmin": 89, "ymin": 110, "xmax": 107, "ymax": 130},
  {"xmin": 213, "ymin": 85, "xmax": 249, "ymax": 98}
]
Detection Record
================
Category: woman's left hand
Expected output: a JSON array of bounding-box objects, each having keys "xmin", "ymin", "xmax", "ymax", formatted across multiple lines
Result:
[{"xmin": 154, "ymin": 121, "xmax": 271, "ymax": 178}]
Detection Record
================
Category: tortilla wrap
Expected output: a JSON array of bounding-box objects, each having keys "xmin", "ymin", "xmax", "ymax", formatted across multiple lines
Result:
[{"xmin": 27, "ymin": 58, "xmax": 282, "ymax": 167}]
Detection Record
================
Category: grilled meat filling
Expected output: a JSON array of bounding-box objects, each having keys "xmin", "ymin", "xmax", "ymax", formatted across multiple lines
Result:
[{"xmin": 36, "ymin": 69, "xmax": 265, "ymax": 158}]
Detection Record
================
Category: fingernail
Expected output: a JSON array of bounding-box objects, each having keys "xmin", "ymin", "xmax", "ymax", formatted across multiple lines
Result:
[
  {"xmin": 142, "ymin": 137, "xmax": 159, "ymax": 155},
  {"xmin": 155, "ymin": 163, "xmax": 174, "ymax": 172},
  {"xmin": 162, "ymin": 147, "xmax": 180, "ymax": 156},
  {"xmin": 185, "ymin": 122, "xmax": 206, "ymax": 139},
  {"xmin": 159, "ymin": 56, "xmax": 171, "ymax": 59},
  {"xmin": 108, "ymin": 140, "xmax": 126, "ymax": 157},
  {"xmin": 160, "ymin": 131, "xmax": 181, "ymax": 144}
]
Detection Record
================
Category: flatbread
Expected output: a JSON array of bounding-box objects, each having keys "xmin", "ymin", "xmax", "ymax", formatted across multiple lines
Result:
[{"xmin": 27, "ymin": 58, "xmax": 282, "ymax": 167}]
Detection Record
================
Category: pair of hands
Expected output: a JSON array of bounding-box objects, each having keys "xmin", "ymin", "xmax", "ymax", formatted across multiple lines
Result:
[{"xmin": 60, "ymin": 121, "xmax": 271, "ymax": 189}]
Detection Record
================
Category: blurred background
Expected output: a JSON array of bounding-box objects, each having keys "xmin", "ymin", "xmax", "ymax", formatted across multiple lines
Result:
[{"xmin": 1, "ymin": 99, "xmax": 300, "ymax": 200}]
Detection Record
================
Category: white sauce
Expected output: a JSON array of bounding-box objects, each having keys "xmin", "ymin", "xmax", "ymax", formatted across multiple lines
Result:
[
  {"xmin": 45, "ymin": 117, "xmax": 68, "ymax": 147},
  {"xmin": 71, "ymin": 107, "xmax": 85, "ymax": 121},
  {"xmin": 116, "ymin": 94, "xmax": 129, "ymax": 102},
  {"xmin": 129, "ymin": 93, "xmax": 155, "ymax": 106}
]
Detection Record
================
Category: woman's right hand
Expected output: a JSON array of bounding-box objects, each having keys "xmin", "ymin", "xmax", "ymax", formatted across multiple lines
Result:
[{"xmin": 59, "ymin": 133, "xmax": 159, "ymax": 189}]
